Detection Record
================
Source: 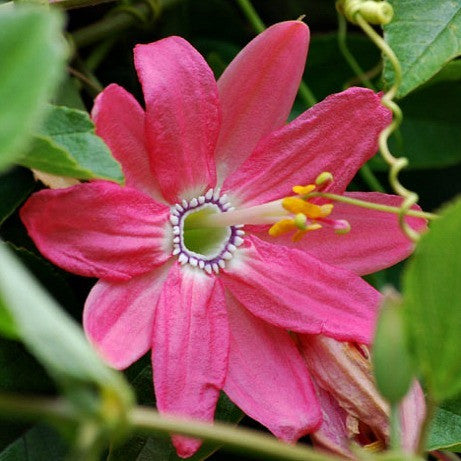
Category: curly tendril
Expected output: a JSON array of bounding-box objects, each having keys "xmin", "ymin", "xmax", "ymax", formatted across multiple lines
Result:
[{"xmin": 336, "ymin": 0, "xmax": 429, "ymax": 242}]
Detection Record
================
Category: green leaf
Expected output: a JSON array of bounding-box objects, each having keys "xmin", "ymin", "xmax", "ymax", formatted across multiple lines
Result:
[
  {"xmin": 0, "ymin": 425, "xmax": 67, "ymax": 461},
  {"xmin": 383, "ymin": 0, "xmax": 461, "ymax": 98},
  {"xmin": 0, "ymin": 7, "xmax": 66, "ymax": 171},
  {"xmin": 402, "ymin": 197, "xmax": 461, "ymax": 401},
  {"xmin": 427, "ymin": 399, "xmax": 461, "ymax": 452},
  {"xmin": 19, "ymin": 105, "xmax": 123, "ymax": 183},
  {"xmin": 369, "ymin": 80, "xmax": 461, "ymax": 170},
  {"xmin": 0, "ymin": 168, "xmax": 35, "ymax": 226},
  {"xmin": 0, "ymin": 244, "xmax": 133, "ymax": 426}
]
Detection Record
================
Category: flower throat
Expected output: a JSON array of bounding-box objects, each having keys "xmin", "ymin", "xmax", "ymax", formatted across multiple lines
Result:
[{"xmin": 170, "ymin": 189, "xmax": 244, "ymax": 274}]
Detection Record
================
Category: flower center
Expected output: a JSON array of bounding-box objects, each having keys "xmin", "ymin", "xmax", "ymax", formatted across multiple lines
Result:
[{"xmin": 170, "ymin": 189, "xmax": 244, "ymax": 274}]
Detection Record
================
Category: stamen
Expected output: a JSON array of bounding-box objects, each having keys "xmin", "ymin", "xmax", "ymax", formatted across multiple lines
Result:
[
  {"xmin": 269, "ymin": 173, "xmax": 350, "ymax": 241},
  {"xmin": 282, "ymin": 197, "xmax": 332, "ymax": 219},
  {"xmin": 268, "ymin": 219, "xmax": 298, "ymax": 238},
  {"xmin": 292, "ymin": 184, "xmax": 316, "ymax": 195}
]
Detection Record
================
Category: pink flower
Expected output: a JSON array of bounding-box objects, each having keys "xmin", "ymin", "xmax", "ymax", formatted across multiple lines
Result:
[
  {"xmin": 300, "ymin": 335, "xmax": 426, "ymax": 457},
  {"xmin": 20, "ymin": 21, "xmax": 426, "ymax": 457}
]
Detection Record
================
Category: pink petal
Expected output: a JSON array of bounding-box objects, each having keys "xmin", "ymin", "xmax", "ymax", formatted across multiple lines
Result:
[
  {"xmin": 251, "ymin": 192, "xmax": 427, "ymax": 276},
  {"xmin": 83, "ymin": 264, "xmax": 170, "ymax": 369},
  {"xmin": 224, "ymin": 293, "xmax": 321, "ymax": 441},
  {"xmin": 223, "ymin": 87, "xmax": 391, "ymax": 206},
  {"xmin": 310, "ymin": 383, "xmax": 354, "ymax": 459},
  {"xmin": 20, "ymin": 181, "xmax": 170, "ymax": 281},
  {"xmin": 134, "ymin": 38, "xmax": 220, "ymax": 203},
  {"xmin": 215, "ymin": 21, "xmax": 309, "ymax": 180},
  {"xmin": 221, "ymin": 235, "xmax": 380, "ymax": 344},
  {"xmin": 400, "ymin": 381, "xmax": 426, "ymax": 453},
  {"xmin": 299, "ymin": 335, "xmax": 389, "ymax": 441},
  {"xmin": 152, "ymin": 264, "xmax": 229, "ymax": 457},
  {"xmin": 91, "ymin": 84, "xmax": 164, "ymax": 201}
]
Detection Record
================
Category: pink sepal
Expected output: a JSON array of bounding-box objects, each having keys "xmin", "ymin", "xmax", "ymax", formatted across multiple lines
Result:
[
  {"xmin": 224, "ymin": 293, "xmax": 321, "ymax": 441},
  {"xmin": 250, "ymin": 192, "xmax": 427, "ymax": 276},
  {"xmin": 215, "ymin": 21, "xmax": 309, "ymax": 180},
  {"xmin": 134, "ymin": 37, "xmax": 220, "ymax": 202},
  {"xmin": 223, "ymin": 87, "xmax": 391, "ymax": 206},
  {"xmin": 83, "ymin": 264, "xmax": 170, "ymax": 369},
  {"xmin": 91, "ymin": 83, "xmax": 164, "ymax": 201},
  {"xmin": 222, "ymin": 235, "xmax": 380, "ymax": 344},
  {"xmin": 20, "ymin": 181, "xmax": 170, "ymax": 281},
  {"xmin": 152, "ymin": 264, "xmax": 229, "ymax": 457}
]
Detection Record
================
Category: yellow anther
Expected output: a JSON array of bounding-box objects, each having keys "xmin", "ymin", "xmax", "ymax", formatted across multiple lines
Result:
[
  {"xmin": 268, "ymin": 219, "xmax": 297, "ymax": 237},
  {"xmin": 283, "ymin": 197, "xmax": 331, "ymax": 220},
  {"xmin": 292, "ymin": 223, "xmax": 322, "ymax": 242},
  {"xmin": 319, "ymin": 204, "xmax": 334, "ymax": 218},
  {"xmin": 307, "ymin": 223, "xmax": 322, "ymax": 231},
  {"xmin": 292, "ymin": 184, "xmax": 316, "ymax": 195},
  {"xmin": 292, "ymin": 230, "xmax": 307, "ymax": 242}
]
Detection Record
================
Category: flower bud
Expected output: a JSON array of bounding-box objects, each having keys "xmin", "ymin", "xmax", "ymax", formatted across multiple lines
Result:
[{"xmin": 373, "ymin": 288, "xmax": 414, "ymax": 404}]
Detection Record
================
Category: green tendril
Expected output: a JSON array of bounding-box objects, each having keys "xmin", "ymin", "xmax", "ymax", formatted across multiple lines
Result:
[{"xmin": 337, "ymin": 0, "xmax": 434, "ymax": 242}]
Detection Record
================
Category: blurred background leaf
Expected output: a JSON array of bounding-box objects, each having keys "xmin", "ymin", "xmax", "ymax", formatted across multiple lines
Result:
[
  {"xmin": 402, "ymin": 197, "xmax": 461, "ymax": 402},
  {"xmin": 0, "ymin": 245, "xmax": 133, "ymax": 432},
  {"xmin": 0, "ymin": 7, "xmax": 67, "ymax": 171}
]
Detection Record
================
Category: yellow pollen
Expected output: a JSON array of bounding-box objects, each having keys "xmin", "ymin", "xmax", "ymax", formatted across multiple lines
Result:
[
  {"xmin": 292, "ymin": 223, "xmax": 322, "ymax": 242},
  {"xmin": 268, "ymin": 219, "xmax": 297, "ymax": 237},
  {"xmin": 282, "ymin": 197, "xmax": 333, "ymax": 219},
  {"xmin": 292, "ymin": 184, "xmax": 316, "ymax": 195}
]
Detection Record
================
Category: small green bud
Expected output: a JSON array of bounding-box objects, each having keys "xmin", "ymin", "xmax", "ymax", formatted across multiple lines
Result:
[
  {"xmin": 336, "ymin": 0, "xmax": 394, "ymax": 26},
  {"xmin": 372, "ymin": 288, "xmax": 413, "ymax": 404}
]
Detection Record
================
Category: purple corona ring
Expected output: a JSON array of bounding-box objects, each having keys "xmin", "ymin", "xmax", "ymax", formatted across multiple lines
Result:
[
  {"xmin": 21, "ymin": 20, "xmax": 426, "ymax": 458},
  {"xmin": 170, "ymin": 188, "xmax": 244, "ymax": 273}
]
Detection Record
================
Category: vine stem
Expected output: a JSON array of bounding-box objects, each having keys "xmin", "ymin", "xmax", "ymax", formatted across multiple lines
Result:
[
  {"xmin": 337, "ymin": 12, "xmax": 375, "ymax": 90},
  {"xmin": 390, "ymin": 403, "xmax": 401, "ymax": 451},
  {"xmin": 0, "ymin": 394, "xmax": 339, "ymax": 461},
  {"xmin": 235, "ymin": 0, "xmax": 265, "ymax": 33}
]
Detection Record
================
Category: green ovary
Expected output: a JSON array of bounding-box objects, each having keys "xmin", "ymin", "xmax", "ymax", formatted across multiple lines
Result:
[{"xmin": 182, "ymin": 207, "xmax": 230, "ymax": 257}]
